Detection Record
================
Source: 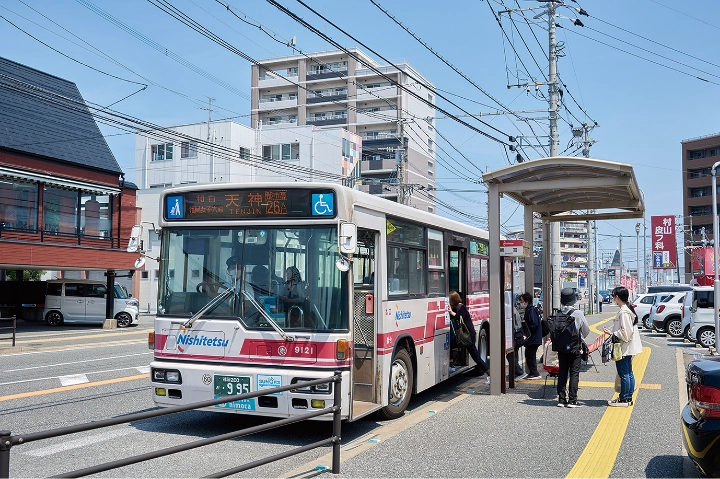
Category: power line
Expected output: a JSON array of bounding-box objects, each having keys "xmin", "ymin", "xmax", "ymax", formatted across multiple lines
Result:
[
  {"xmin": 646, "ymin": 0, "xmax": 720, "ymax": 32},
  {"xmin": 266, "ymin": 0, "xmax": 516, "ymax": 145},
  {"xmin": 561, "ymin": 24, "xmax": 720, "ymax": 86},
  {"xmin": 0, "ymin": 14, "xmax": 147, "ymax": 88}
]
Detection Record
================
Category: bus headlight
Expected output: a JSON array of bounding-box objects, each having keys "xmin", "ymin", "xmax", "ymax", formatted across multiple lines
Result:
[{"xmin": 152, "ymin": 368, "xmax": 182, "ymax": 383}]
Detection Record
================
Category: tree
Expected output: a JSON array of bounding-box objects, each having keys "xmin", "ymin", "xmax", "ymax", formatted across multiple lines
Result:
[{"xmin": 6, "ymin": 270, "xmax": 45, "ymax": 281}]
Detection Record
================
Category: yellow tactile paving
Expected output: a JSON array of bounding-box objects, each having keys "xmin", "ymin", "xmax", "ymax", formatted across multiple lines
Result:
[{"xmin": 566, "ymin": 345, "xmax": 651, "ymax": 478}]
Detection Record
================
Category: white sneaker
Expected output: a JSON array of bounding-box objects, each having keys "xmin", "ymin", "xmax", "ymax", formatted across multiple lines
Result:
[
  {"xmin": 515, "ymin": 373, "xmax": 528, "ymax": 381},
  {"xmin": 484, "ymin": 376, "xmax": 491, "ymax": 385}
]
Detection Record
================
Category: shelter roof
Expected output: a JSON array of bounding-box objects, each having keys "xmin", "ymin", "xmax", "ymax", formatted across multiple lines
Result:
[{"xmin": 482, "ymin": 157, "xmax": 644, "ymax": 221}]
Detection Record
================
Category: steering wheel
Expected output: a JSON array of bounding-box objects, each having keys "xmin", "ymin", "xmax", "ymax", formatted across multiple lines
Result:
[{"xmin": 196, "ymin": 281, "xmax": 221, "ymax": 294}]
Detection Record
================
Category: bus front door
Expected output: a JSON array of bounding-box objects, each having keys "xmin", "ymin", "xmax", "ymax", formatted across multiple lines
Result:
[{"xmin": 351, "ymin": 228, "xmax": 378, "ymax": 419}]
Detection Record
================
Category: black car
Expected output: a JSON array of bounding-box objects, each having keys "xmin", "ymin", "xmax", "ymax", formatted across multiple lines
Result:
[{"xmin": 682, "ymin": 356, "xmax": 720, "ymax": 477}]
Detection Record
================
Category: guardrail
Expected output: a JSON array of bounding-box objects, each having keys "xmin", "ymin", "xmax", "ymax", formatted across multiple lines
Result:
[
  {"xmin": 0, "ymin": 373, "xmax": 342, "ymax": 477},
  {"xmin": 0, "ymin": 316, "xmax": 15, "ymax": 347}
]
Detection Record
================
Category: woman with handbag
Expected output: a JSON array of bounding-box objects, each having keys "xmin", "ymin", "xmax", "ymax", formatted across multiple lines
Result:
[
  {"xmin": 603, "ymin": 286, "xmax": 642, "ymax": 407},
  {"xmin": 448, "ymin": 291, "xmax": 490, "ymax": 383}
]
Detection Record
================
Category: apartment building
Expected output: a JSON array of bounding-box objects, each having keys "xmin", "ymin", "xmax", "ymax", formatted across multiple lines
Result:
[
  {"xmin": 251, "ymin": 48, "xmax": 437, "ymax": 212},
  {"xmin": 682, "ymin": 132, "xmax": 720, "ymax": 277}
]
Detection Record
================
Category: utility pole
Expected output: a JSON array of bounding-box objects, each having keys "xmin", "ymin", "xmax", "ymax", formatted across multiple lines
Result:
[
  {"xmin": 548, "ymin": 0, "xmax": 562, "ymax": 310},
  {"xmin": 619, "ymin": 234, "xmax": 623, "ymax": 288}
]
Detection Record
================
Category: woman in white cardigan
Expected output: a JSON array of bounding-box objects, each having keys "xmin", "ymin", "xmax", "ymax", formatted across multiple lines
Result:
[{"xmin": 603, "ymin": 286, "xmax": 642, "ymax": 407}]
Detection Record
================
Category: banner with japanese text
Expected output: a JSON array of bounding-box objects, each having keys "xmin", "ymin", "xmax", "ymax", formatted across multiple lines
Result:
[{"xmin": 651, "ymin": 215, "xmax": 676, "ymax": 269}]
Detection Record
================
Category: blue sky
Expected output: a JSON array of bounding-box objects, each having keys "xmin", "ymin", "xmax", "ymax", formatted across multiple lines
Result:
[{"xmin": 2, "ymin": 0, "xmax": 719, "ymax": 269}]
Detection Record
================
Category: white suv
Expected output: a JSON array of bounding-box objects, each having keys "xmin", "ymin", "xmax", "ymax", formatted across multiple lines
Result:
[
  {"xmin": 690, "ymin": 286, "xmax": 716, "ymax": 348},
  {"xmin": 632, "ymin": 294, "xmax": 655, "ymax": 329},
  {"xmin": 651, "ymin": 292, "xmax": 687, "ymax": 337}
]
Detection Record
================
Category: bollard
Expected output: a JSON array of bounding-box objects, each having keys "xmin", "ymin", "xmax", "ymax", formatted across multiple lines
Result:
[
  {"xmin": 0, "ymin": 430, "xmax": 11, "ymax": 479},
  {"xmin": 332, "ymin": 371, "xmax": 342, "ymax": 474}
]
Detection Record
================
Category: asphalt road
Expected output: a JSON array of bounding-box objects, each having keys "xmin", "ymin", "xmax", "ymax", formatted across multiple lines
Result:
[{"xmin": 0, "ymin": 310, "xmax": 707, "ymax": 478}]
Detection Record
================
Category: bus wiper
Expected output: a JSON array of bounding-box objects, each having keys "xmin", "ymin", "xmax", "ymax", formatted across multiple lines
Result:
[
  {"xmin": 182, "ymin": 286, "xmax": 235, "ymax": 330},
  {"xmin": 240, "ymin": 288, "xmax": 295, "ymax": 342}
]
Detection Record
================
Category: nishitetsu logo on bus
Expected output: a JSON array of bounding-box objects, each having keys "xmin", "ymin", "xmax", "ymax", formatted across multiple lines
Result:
[
  {"xmin": 176, "ymin": 334, "xmax": 228, "ymax": 348},
  {"xmin": 395, "ymin": 306, "xmax": 411, "ymax": 321}
]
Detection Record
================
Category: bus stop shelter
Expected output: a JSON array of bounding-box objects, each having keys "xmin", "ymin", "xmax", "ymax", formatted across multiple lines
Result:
[{"xmin": 482, "ymin": 157, "xmax": 645, "ymax": 396}]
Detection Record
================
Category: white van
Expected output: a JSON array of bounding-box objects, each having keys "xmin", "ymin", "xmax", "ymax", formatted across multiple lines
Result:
[
  {"xmin": 689, "ymin": 286, "xmax": 716, "ymax": 348},
  {"xmin": 43, "ymin": 280, "xmax": 140, "ymax": 328}
]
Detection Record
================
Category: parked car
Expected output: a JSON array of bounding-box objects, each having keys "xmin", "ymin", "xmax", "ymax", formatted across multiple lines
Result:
[
  {"xmin": 632, "ymin": 293, "xmax": 654, "ymax": 329},
  {"xmin": 647, "ymin": 284, "xmax": 693, "ymax": 294},
  {"xmin": 598, "ymin": 290, "xmax": 611, "ymax": 303},
  {"xmin": 43, "ymin": 279, "xmax": 140, "ymax": 327},
  {"xmin": 682, "ymin": 355, "xmax": 720, "ymax": 477},
  {"xmin": 652, "ymin": 292, "xmax": 688, "ymax": 337},
  {"xmin": 646, "ymin": 293, "xmax": 674, "ymax": 330},
  {"xmin": 690, "ymin": 286, "xmax": 716, "ymax": 348}
]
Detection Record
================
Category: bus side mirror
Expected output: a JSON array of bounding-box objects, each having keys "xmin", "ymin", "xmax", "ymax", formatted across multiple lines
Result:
[
  {"xmin": 339, "ymin": 222, "xmax": 357, "ymax": 254},
  {"xmin": 127, "ymin": 225, "xmax": 142, "ymax": 253}
]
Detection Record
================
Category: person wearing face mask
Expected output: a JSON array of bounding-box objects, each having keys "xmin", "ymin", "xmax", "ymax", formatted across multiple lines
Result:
[{"xmin": 519, "ymin": 292, "xmax": 543, "ymax": 379}]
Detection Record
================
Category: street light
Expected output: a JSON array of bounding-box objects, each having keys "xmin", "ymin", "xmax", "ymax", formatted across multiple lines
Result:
[{"xmin": 636, "ymin": 223, "xmax": 641, "ymax": 294}]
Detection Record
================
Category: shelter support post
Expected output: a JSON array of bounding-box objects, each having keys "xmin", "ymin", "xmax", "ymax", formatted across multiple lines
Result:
[
  {"xmin": 524, "ymin": 206, "xmax": 534, "ymax": 295},
  {"xmin": 488, "ymin": 183, "xmax": 502, "ymax": 396},
  {"xmin": 542, "ymin": 219, "xmax": 551, "ymax": 319}
]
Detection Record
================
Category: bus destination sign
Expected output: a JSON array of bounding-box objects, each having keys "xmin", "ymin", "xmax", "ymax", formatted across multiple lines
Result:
[{"xmin": 164, "ymin": 188, "xmax": 336, "ymax": 220}]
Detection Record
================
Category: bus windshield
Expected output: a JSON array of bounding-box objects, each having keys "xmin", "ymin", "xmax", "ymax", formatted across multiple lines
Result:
[{"xmin": 157, "ymin": 226, "xmax": 348, "ymax": 331}]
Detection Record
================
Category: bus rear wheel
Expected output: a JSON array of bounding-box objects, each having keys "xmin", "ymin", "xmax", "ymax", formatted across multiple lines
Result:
[{"xmin": 379, "ymin": 348, "xmax": 413, "ymax": 420}]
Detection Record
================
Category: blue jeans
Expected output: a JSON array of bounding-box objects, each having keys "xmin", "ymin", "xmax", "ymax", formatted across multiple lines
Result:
[{"xmin": 615, "ymin": 355, "xmax": 635, "ymax": 401}]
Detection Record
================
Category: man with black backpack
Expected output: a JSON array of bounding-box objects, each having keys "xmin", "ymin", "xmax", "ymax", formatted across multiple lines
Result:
[{"xmin": 550, "ymin": 288, "xmax": 590, "ymax": 408}]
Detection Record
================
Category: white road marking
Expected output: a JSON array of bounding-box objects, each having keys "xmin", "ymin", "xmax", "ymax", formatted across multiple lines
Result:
[
  {"xmin": 0, "ymin": 340, "xmax": 145, "ymax": 357},
  {"xmin": 135, "ymin": 366, "xmax": 150, "ymax": 374},
  {"xmin": 5, "ymin": 353, "xmax": 152, "ymax": 372},
  {"xmin": 22, "ymin": 429, "xmax": 136, "ymax": 457},
  {"xmin": 0, "ymin": 366, "xmax": 150, "ymax": 386},
  {"xmin": 59, "ymin": 374, "xmax": 89, "ymax": 386}
]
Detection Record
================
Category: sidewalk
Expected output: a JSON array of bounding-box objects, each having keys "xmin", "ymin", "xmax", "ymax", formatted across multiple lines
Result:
[{"xmin": 285, "ymin": 308, "xmax": 697, "ymax": 478}]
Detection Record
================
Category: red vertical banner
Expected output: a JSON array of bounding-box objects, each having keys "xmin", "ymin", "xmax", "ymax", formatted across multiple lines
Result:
[{"xmin": 651, "ymin": 215, "xmax": 677, "ymax": 269}]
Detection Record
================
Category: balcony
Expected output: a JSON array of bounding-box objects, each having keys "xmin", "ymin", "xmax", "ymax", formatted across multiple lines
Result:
[
  {"xmin": 306, "ymin": 69, "xmax": 348, "ymax": 81},
  {"xmin": 360, "ymin": 159, "xmax": 397, "ymax": 175},
  {"xmin": 362, "ymin": 132, "xmax": 403, "ymax": 149},
  {"xmin": 258, "ymin": 96, "xmax": 298, "ymax": 111},
  {"xmin": 306, "ymin": 113, "xmax": 347, "ymax": 126},
  {"xmin": 356, "ymin": 87, "xmax": 398, "ymax": 102},
  {"xmin": 261, "ymin": 117, "xmax": 298, "ymax": 127},
  {"xmin": 307, "ymin": 90, "xmax": 348, "ymax": 104},
  {"xmin": 258, "ymin": 74, "xmax": 297, "ymax": 88},
  {"xmin": 356, "ymin": 108, "xmax": 397, "ymax": 125}
]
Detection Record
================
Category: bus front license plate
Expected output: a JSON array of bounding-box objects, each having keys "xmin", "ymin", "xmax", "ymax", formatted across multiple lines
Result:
[{"xmin": 213, "ymin": 375, "xmax": 255, "ymax": 411}]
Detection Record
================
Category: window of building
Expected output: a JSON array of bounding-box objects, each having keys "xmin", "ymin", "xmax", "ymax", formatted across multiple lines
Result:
[
  {"xmin": 43, "ymin": 186, "xmax": 78, "ymax": 234},
  {"xmin": 690, "ymin": 186, "xmax": 711, "ymax": 197},
  {"xmin": 428, "ymin": 93, "xmax": 434, "ymax": 102},
  {"xmin": 239, "ymin": 147, "xmax": 250, "ymax": 160},
  {"xmin": 151, "ymin": 143, "xmax": 173, "ymax": 161},
  {"xmin": 690, "ymin": 206, "xmax": 712, "ymax": 216},
  {"xmin": 0, "ymin": 178, "xmax": 38, "ymax": 232},
  {"xmin": 689, "ymin": 149, "xmax": 707, "ymax": 160},
  {"xmin": 141, "ymin": 271, "xmax": 149, "ymax": 279},
  {"xmin": 428, "ymin": 207, "xmax": 434, "ymax": 213},
  {"xmin": 149, "ymin": 183, "xmax": 172, "ymax": 189},
  {"xmin": 287, "ymin": 67, "xmax": 298, "ymax": 76},
  {"xmin": 710, "ymin": 148, "xmax": 720, "ymax": 157},
  {"xmin": 262, "ymin": 143, "xmax": 300, "ymax": 161},
  {"xmin": 80, "ymin": 193, "xmax": 111, "ymax": 238},
  {"xmin": 180, "ymin": 141, "xmax": 197, "ymax": 159},
  {"xmin": 688, "ymin": 168, "xmax": 711, "ymax": 179}
]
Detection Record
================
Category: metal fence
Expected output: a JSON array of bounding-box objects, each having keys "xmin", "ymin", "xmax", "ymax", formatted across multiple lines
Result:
[
  {"xmin": 0, "ymin": 316, "xmax": 15, "ymax": 347},
  {"xmin": 0, "ymin": 373, "xmax": 342, "ymax": 478}
]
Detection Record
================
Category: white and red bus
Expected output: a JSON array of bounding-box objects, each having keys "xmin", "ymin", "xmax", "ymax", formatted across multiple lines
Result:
[{"xmin": 145, "ymin": 183, "xmax": 492, "ymax": 421}]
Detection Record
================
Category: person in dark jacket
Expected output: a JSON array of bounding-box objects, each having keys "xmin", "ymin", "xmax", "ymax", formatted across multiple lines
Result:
[
  {"xmin": 519, "ymin": 292, "xmax": 543, "ymax": 379},
  {"xmin": 448, "ymin": 291, "xmax": 490, "ymax": 382}
]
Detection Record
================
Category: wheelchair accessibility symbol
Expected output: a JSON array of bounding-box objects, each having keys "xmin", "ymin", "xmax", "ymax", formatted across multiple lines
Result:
[{"xmin": 311, "ymin": 193, "xmax": 334, "ymax": 216}]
